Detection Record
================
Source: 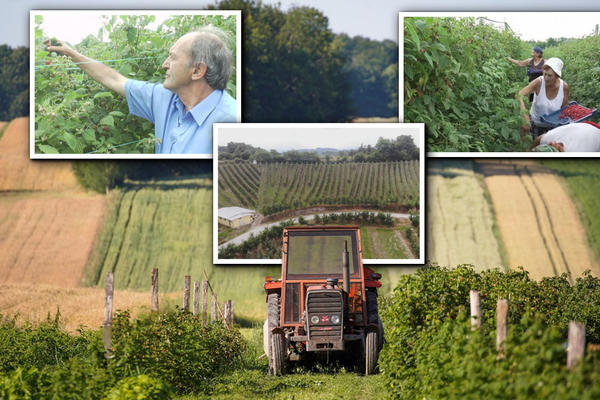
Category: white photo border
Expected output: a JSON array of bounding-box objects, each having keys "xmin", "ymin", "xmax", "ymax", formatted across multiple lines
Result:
[
  {"xmin": 213, "ymin": 122, "xmax": 426, "ymax": 265},
  {"xmin": 399, "ymin": 11, "xmax": 600, "ymax": 158}
]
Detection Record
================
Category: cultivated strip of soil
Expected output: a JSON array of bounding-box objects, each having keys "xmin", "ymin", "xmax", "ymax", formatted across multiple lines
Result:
[
  {"xmin": 0, "ymin": 118, "xmax": 78, "ymax": 191},
  {"xmin": 426, "ymin": 160, "xmax": 502, "ymax": 270},
  {"xmin": 0, "ymin": 191, "xmax": 105, "ymax": 286},
  {"xmin": 478, "ymin": 160, "xmax": 598, "ymax": 280}
]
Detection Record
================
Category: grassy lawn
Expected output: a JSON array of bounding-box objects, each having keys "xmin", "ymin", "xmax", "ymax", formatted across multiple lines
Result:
[
  {"xmin": 376, "ymin": 227, "xmax": 408, "ymax": 259},
  {"xmin": 176, "ymin": 327, "xmax": 387, "ymax": 400}
]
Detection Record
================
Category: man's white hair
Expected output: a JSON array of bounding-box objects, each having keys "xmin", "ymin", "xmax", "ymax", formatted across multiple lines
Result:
[{"xmin": 187, "ymin": 26, "xmax": 233, "ymax": 91}]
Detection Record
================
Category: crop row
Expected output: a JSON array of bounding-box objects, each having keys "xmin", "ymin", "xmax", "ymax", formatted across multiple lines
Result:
[{"xmin": 218, "ymin": 161, "xmax": 420, "ymax": 215}]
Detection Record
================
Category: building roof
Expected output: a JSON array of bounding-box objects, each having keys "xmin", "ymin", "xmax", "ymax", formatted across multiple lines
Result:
[{"xmin": 218, "ymin": 206, "xmax": 256, "ymax": 221}]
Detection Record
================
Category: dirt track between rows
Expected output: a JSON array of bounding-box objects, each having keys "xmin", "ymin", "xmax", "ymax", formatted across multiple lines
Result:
[{"xmin": 478, "ymin": 160, "xmax": 599, "ymax": 281}]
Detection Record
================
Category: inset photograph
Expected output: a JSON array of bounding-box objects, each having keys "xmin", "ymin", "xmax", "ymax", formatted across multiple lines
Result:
[
  {"xmin": 213, "ymin": 123, "xmax": 425, "ymax": 264},
  {"xmin": 31, "ymin": 10, "xmax": 241, "ymax": 158},
  {"xmin": 400, "ymin": 12, "xmax": 600, "ymax": 155}
]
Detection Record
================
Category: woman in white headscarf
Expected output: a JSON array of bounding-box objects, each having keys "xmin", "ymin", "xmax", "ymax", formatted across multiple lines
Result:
[{"xmin": 517, "ymin": 57, "xmax": 569, "ymax": 139}]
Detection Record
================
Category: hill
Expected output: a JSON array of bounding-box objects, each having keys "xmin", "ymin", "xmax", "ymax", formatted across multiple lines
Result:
[
  {"xmin": 0, "ymin": 118, "xmax": 78, "ymax": 191},
  {"xmin": 218, "ymin": 161, "xmax": 420, "ymax": 215}
]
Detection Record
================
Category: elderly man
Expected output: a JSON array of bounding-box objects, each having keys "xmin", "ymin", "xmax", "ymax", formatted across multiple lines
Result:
[
  {"xmin": 45, "ymin": 27, "xmax": 236, "ymax": 154},
  {"xmin": 531, "ymin": 122, "xmax": 600, "ymax": 152}
]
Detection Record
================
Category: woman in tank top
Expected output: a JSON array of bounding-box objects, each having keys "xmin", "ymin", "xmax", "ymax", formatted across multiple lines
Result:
[
  {"xmin": 508, "ymin": 46, "xmax": 545, "ymax": 102},
  {"xmin": 517, "ymin": 57, "xmax": 569, "ymax": 139}
]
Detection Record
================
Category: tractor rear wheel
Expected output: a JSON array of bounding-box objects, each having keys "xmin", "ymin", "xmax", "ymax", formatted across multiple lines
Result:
[
  {"xmin": 271, "ymin": 331, "xmax": 286, "ymax": 376},
  {"xmin": 366, "ymin": 288, "xmax": 385, "ymax": 351},
  {"xmin": 365, "ymin": 330, "xmax": 378, "ymax": 375}
]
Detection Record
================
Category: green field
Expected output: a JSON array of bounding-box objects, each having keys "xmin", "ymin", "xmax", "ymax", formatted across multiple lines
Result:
[
  {"xmin": 361, "ymin": 226, "xmax": 410, "ymax": 259},
  {"xmin": 81, "ymin": 177, "xmax": 280, "ymax": 324},
  {"xmin": 82, "ymin": 176, "xmax": 414, "ymax": 323},
  {"xmin": 426, "ymin": 160, "xmax": 504, "ymax": 270},
  {"xmin": 219, "ymin": 161, "xmax": 420, "ymax": 215},
  {"xmin": 540, "ymin": 160, "xmax": 600, "ymax": 264}
]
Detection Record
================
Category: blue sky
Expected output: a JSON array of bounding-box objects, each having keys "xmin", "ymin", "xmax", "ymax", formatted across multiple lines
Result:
[{"xmin": 3, "ymin": 0, "xmax": 600, "ymax": 47}]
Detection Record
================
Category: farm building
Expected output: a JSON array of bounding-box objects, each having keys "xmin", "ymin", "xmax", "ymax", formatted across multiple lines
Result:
[{"xmin": 218, "ymin": 207, "xmax": 257, "ymax": 228}]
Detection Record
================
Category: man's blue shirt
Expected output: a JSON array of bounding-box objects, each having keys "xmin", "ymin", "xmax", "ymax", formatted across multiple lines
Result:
[{"xmin": 125, "ymin": 79, "xmax": 237, "ymax": 154}]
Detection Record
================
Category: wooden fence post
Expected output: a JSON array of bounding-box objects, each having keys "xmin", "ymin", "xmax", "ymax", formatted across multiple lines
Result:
[
  {"xmin": 223, "ymin": 301, "xmax": 229, "ymax": 327},
  {"xmin": 567, "ymin": 321, "xmax": 585, "ymax": 369},
  {"xmin": 211, "ymin": 293, "xmax": 217, "ymax": 322},
  {"xmin": 151, "ymin": 268, "xmax": 159, "ymax": 313},
  {"xmin": 183, "ymin": 275, "xmax": 191, "ymax": 312},
  {"xmin": 470, "ymin": 290, "xmax": 482, "ymax": 330},
  {"xmin": 229, "ymin": 300, "xmax": 234, "ymax": 326},
  {"xmin": 202, "ymin": 280, "xmax": 208, "ymax": 325},
  {"xmin": 193, "ymin": 281, "xmax": 200, "ymax": 317},
  {"xmin": 496, "ymin": 299, "xmax": 509, "ymax": 358},
  {"xmin": 103, "ymin": 272, "xmax": 114, "ymax": 361}
]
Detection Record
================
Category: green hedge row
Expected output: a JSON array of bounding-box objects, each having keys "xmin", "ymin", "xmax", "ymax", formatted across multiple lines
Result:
[{"xmin": 379, "ymin": 265, "xmax": 600, "ymax": 399}]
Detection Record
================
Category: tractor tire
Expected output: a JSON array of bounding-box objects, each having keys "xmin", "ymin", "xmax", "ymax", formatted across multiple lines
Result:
[
  {"xmin": 266, "ymin": 293, "xmax": 281, "ymax": 375},
  {"xmin": 366, "ymin": 288, "xmax": 385, "ymax": 351},
  {"xmin": 364, "ymin": 330, "xmax": 379, "ymax": 376},
  {"xmin": 271, "ymin": 331, "xmax": 286, "ymax": 376},
  {"xmin": 377, "ymin": 318, "xmax": 385, "ymax": 352}
]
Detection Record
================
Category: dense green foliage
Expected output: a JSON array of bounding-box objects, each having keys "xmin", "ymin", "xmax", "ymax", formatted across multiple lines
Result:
[
  {"xmin": 0, "ymin": 314, "xmax": 95, "ymax": 373},
  {"xmin": 219, "ymin": 160, "xmax": 419, "ymax": 215},
  {"xmin": 540, "ymin": 160, "xmax": 600, "ymax": 263},
  {"xmin": 34, "ymin": 14, "xmax": 237, "ymax": 154},
  {"xmin": 219, "ymin": 135, "xmax": 419, "ymax": 163},
  {"xmin": 404, "ymin": 17, "xmax": 529, "ymax": 152},
  {"xmin": 110, "ymin": 310, "xmax": 243, "ymax": 393},
  {"xmin": 105, "ymin": 375, "xmax": 172, "ymax": 400},
  {"xmin": 213, "ymin": 0, "xmax": 352, "ymax": 122},
  {"xmin": 379, "ymin": 265, "xmax": 600, "ymax": 399},
  {"xmin": 0, "ymin": 310, "xmax": 244, "ymax": 398},
  {"xmin": 0, "ymin": 45, "xmax": 29, "ymax": 121},
  {"xmin": 72, "ymin": 161, "xmax": 127, "ymax": 194},
  {"xmin": 545, "ymin": 35, "xmax": 600, "ymax": 118},
  {"xmin": 334, "ymin": 34, "xmax": 398, "ymax": 117}
]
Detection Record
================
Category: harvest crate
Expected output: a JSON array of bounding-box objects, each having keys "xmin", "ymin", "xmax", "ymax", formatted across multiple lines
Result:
[{"xmin": 541, "ymin": 101, "xmax": 598, "ymax": 127}]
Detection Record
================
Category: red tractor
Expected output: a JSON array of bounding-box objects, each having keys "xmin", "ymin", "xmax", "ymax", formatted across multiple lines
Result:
[{"xmin": 263, "ymin": 226, "xmax": 384, "ymax": 375}]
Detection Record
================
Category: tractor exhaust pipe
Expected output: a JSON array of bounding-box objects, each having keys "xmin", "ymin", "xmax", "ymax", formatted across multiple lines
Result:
[{"xmin": 342, "ymin": 240, "xmax": 350, "ymax": 294}]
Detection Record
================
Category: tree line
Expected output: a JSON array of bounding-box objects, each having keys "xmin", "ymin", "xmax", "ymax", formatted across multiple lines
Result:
[
  {"xmin": 219, "ymin": 135, "xmax": 419, "ymax": 163},
  {"xmin": 0, "ymin": 45, "xmax": 28, "ymax": 121}
]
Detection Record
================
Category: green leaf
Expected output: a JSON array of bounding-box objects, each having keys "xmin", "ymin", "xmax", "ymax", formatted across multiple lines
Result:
[
  {"xmin": 424, "ymin": 53, "xmax": 433, "ymax": 68},
  {"xmin": 38, "ymin": 144, "xmax": 58, "ymax": 154},
  {"xmin": 83, "ymin": 129, "xmax": 96, "ymax": 142},
  {"xmin": 100, "ymin": 115, "xmax": 115, "ymax": 128},
  {"xmin": 120, "ymin": 62, "xmax": 132, "ymax": 76},
  {"xmin": 63, "ymin": 132, "xmax": 78, "ymax": 151},
  {"xmin": 127, "ymin": 28, "xmax": 136, "ymax": 45},
  {"xmin": 109, "ymin": 111, "xmax": 126, "ymax": 118},
  {"xmin": 405, "ymin": 22, "xmax": 420, "ymax": 51},
  {"xmin": 94, "ymin": 92, "xmax": 113, "ymax": 100}
]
